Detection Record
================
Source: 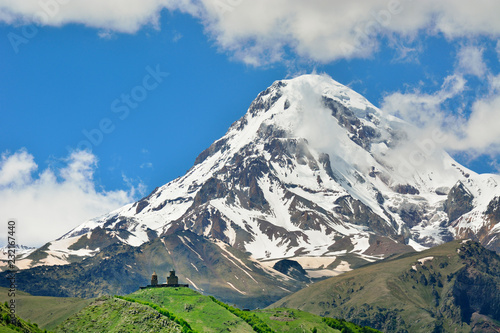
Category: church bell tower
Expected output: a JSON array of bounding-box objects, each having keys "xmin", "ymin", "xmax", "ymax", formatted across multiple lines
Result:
[{"xmin": 151, "ymin": 271, "xmax": 158, "ymax": 286}]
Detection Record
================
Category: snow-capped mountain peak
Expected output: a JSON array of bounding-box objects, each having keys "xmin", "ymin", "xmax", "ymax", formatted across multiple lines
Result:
[{"xmin": 12, "ymin": 74, "xmax": 500, "ymax": 271}]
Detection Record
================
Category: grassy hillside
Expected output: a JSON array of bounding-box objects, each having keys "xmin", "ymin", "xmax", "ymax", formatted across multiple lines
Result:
[
  {"xmin": 54, "ymin": 296, "xmax": 183, "ymax": 332},
  {"xmin": 52, "ymin": 286, "xmax": 381, "ymax": 333},
  {"xmin": 271, "ymin": 240, "xmax": 500, "ymax": 333},
  {"xmin": 253, "ymin": 308, "xmax": 371, "ymax": 332},
  {"xmin": 0, "ymin": 301, "xmax": 44, "ymax": 333},
  {"xmin": 125, "ymin": 287, "xmax": 255, "ymax": 333},
  {"xmin": 0, "ymin": 288, "xmax": 91, "ymax": 331}
]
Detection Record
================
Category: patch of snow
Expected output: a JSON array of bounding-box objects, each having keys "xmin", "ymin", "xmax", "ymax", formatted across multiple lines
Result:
[
  {"xmin": 306, "ymin": 269, "xmax": 340, "ymax": 278},
  {"xmin": 351, "ymin": 234, "xmax": 370, "ymax": 254},
  {"xmin": 186, "ymin": 278, "xmax": 202, "ymax": 291},
  {"xmin": 0, "ymin": 245, "xmax": 35, "ymax": 260},
  {"xmin": 331, "ymin": 260, "xmax": 352, "ymax": 275},
  {"xmin": 278, "ymin": 286, "xmax": 291, "ymax": 293},
  {"xmin": 38, "ymin": 254, "xmax": 70, "ymax": 266},
  {"xmin": 48, "ymin": 236, "xmax": 80, "ymax": 251},
  {"xmin": 417, "ymin": 256, "xmax": 434, "ymax": 265},
  {"xmin": 408, "ymin": 239, "xmax": 428, "ymax": 252},
  {"xmin": 178, "ymin": 236, "xmax": 203, "ymax": 261},
  {"xmin": 220, "ymin": 252, "xmax": 258, "ymax": 284},
  {"xmin": 161, "ymin": 239, "xmax": 172, "ymax": 255},
  {"xmin": 285, "ymin": 256, "xmax": 337, "ymax": 269},
  {"xmin": 226, "ymin": 282, "xmax": 247, "ymax": 295}
]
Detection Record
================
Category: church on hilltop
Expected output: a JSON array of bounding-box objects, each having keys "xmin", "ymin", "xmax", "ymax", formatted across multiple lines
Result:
[{"xmin": 140, "ymin": 270, "xmax": 189, "ymax": 289}]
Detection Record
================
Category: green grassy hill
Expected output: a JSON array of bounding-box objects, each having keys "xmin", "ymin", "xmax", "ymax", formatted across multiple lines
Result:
[
  {"xmin": 271, "ymin": 240, "xmax": 500, "ymax": 333},
  {"xmin": 253, "ymin": 308, "xmax": 376, "ymax": 332},
  {"xmin": 0, "ymin": 287, "xmax": 91, "ymax": 331},
  {"xmin": 125, "ymin": 287, "xmax": 254, "ymax": 333},
  {"xmin": 52, "ymin": 286, "xmax": 380, "ymax": 333},
  {"xmin": 0, "ymin": 301, "xmax": 44, "ymax": 333},
  {"xmin": 54, "ymin": 296, "xmax": 183, "ymax": 332}
]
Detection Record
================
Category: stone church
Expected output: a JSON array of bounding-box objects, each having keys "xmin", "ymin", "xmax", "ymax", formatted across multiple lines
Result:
[{"xmin": 141, "ymin": 270, "xmax": 189, "ymax": 289}]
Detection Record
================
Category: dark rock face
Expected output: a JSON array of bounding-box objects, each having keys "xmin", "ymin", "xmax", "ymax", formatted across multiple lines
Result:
[
  {"xmin": 258, "ymin": 123, "xmax": 287, "ymax": 140},
  {"xmin": 485, "ymin": 197, "xmax": 500, "ymax": 222},
  {"xmin": 453, "ymin": 242, "xmax": 500, "ymax": 324},
  {"xmin": 194, "ymin": 138, "xmax": 229, "ymax": 166},
  {"xmin": 248, "ymin": 81, "xmax": 286, "ymax": 116},
  {"xmin": 451, "ymin": 196, "xmax": 500, "ymax": 253},
  {"xmin": 393, "ymin": 184, "xmax": 420, "ymax": 195},
  {"xmin": 288, "ymin": 195, "xmax": 336, "ymax": 233},
  {"xmin": 322, "ymin": 96, "xmax": 380, "ymax": 150},
  {"xmin": 334, "ymin": 196, "xmax": 397, "ymax": 236},
  {"xmin": 193, "ymin": 177, "xmax": 229, "ymax": 206},
  {"xmin": 397, "ymin": 201, "xmax": 423, "ymax": 228},
  {"xmin": 318, "ymin": 153, "xmax": 337, "ymax": 181},
  {"xmin": 135, "ymin": 199, "xmax": 149, "ymax": 214},
  {"xmin": 435, "ymin": 187, "xmax": 450, "ymax": 196},
  {"xmin": 273, "ymin": 259, "xmax": 309, "ymax": 282},
  {"xmin": 257, "ymin": 219, "xmax": 306, "ymax": 252},
  {"xmin": 68, "ymin": 226, "xmax": 121, "ymax": 251},
  {"xmin": 445, "ymin": 182, "xmax": 475, "ymax": 223}
]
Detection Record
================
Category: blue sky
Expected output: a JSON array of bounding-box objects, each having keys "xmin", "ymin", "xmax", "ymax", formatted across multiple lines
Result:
[{"xmin": 1, "ymin": 1, "xmax": 500, "ymax": 246}]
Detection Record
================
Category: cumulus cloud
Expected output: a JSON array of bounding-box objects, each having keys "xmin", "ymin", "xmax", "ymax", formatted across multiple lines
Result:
[
  {"xmin": 3, "ymin": 0, "xmax": 500, "ymax": 64},
  {"xmin": 0, "ymin": 149, "xmax": 141, "ymax": 247},
  {"xmin": 455, "ymin": 92, "xmax": 500, "ymax": 153},
  {"xmin": 0, "ymin": 0, "xmax": 164, "ymax": 33},
  {"xmin": 382, "ymin": 74, "xmax": 467, "ymax": 128},
  {"xmin": 382, "ymin": 72, "xmax": 500, "ymax": 158},
  {"xmin": 456, "ymin": 45, "xmax": 487, "ymax": 77}
]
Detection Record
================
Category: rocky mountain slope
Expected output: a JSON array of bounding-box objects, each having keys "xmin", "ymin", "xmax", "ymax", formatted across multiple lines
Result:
[
  {"xmin": 272, "ymin": 240, "xmax": 500, "ymax": 333},
  {"xmin": 4, "ymin": 74, "xmax": 499, "ymax": 302},
  {"xmin": 0, "ymin": 230, "xmax": 306, "ymax": 309}
]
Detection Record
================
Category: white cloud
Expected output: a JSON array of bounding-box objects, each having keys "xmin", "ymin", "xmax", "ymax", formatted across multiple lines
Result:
[
  {"xmin": 3, "ymin": 1, "xmax": 500, "ymax": 65},
  {"xmin": 382, "ymin": 72, "xmax": 500, "ymax": 158},
  {"xmin": 456, "ymin": 45, "xmax": 487, "ymax": 77},
  {"xmin": 454, "ymin": 93, "xmax": 500, "ymax": 153},
  {"xmin": 97, "ymin": 30, "xmax": 114, "ymax": 39},
  {"xmin": 0, "ymin": 149, "xmax": 140, "ymax": 247},
  {"xmin": 0, "ymin": 149, "xmax": 36, "ymax": 187},
  {"xmin": 0, "ymin": 0, "xmax": 164, "ymax": 33},
  {"xmin": 381, "ymin": 74, "xmax": 467, "ymax": 127}
]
